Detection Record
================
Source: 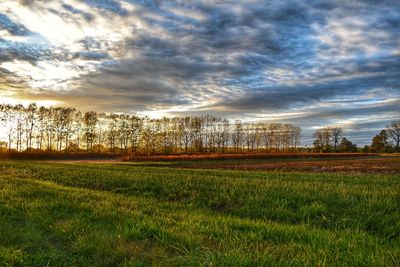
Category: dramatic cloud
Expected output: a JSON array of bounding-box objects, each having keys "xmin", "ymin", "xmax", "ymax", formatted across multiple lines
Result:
[{"xmin": 0, "ymin": 0, "xmax": 399, "ymax": 144}]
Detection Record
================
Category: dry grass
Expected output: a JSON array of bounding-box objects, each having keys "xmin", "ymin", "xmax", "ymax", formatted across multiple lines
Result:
[
  {"xmin": 177, "ymin": 156, "xmax": 400, "ymax": 174},
  {"xmin": 0, "ymin": 151, "xmax": 122, "ymax": 160},
  {"xmin": 123, "ymin": 152, "xmax": 378, "ymax": 162}
]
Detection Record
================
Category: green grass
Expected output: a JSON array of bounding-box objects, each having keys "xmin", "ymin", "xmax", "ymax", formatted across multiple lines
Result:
[{"xmin": 0, "ymin": 160, "xmax": 399, "ymax": 266}]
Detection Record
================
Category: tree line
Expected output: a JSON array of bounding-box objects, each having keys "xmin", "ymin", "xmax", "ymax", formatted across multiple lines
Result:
[
  {"xmin": 1, "ymin": 103, "xmax": 399, "ymax": 154},
  {"xmin": 312, "ymin": 122, "xmax": 400, "ymax": 153},
  {"xmin": 0, "ymin": 103, "xmax": 301, "ymax": 154}
]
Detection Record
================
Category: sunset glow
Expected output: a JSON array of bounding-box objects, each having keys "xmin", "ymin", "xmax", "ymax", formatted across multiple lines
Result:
[{"xmin": 0, "ymin": 0, "xmax": 399, "ymax": 144}]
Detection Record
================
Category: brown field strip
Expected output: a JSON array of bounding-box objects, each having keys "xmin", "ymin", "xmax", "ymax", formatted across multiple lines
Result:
[
  {"xmin": 177, "ymin": 156, "xmax": 400, "ymax": 174},
  {"xmin": 123, "ymin": 152, "xmax": 379, "ymax": 161}
]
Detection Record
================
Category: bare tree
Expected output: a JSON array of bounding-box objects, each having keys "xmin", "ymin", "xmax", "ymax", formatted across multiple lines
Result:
[
  {"xmin": 128, "ymin": 116, "xmax": 143, "ymax": 154},
  {"xmin": 83, "ymin": 111, "xmax": 98, "ymax": 152},
  {"xmin": 1, "ymin": 103, "xmax": 308, "ymax": 155},
  {"xmin": 331, "ymin": 127, "xmax": 343, "ymax": 152},
  {"xmin": 313, "ymin": 127, "xmax": 332, "ymax": 152},
  {"xmin": 180, "ymin": 117, "xmax": 193, "ymax": 154},
  {"xmin": 14, "ymin": 104, "xmax": 25, "ymax": 152},
  {"xmin": 1, "ymin": 105, "xmax": 14, "ymax": 151},
  {"xmin": 232, "ymin": 120, "xmax": 243, "ymax": 152},
  {"xmin": 44, "ymin": 107, "xmax": 55, "ymax": 152},
  {"xmin": 36, "ymin": 106, "xmax": 47, "ymax": 151},
  {"xmin": 386, "ymin": 121, "xmax": 400, "ymax": 151},
  {"xmin": 24, "ymin": 103, "xmax": 37, "ymax": 151},
  {"xmin": 72, "ymin": 110, "xmax": 83, "ymax": 151}
]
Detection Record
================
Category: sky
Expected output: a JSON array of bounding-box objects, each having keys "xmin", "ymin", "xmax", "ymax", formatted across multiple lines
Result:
[{"xmin": 0, "ymin": 0, "xmax": 399, "ymax": 145}]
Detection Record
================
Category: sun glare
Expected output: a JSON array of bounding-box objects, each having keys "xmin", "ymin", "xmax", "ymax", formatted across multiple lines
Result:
[{"xmin": 0, "ymin": 97, "xmax": 60, "ymax": 107}]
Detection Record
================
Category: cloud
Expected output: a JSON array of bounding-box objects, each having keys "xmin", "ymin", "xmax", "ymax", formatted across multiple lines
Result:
[
  {"xmin": 77, "ymin": 51, "xmax": 110, "ymax": 60},
  {"xmin": 215, "ymin": 56, "xmax": 400, "ymax": 111},
  {"xmin": 83, "ymin": 0, "xmax": 129, "ymax": 16},
  {"xmin": 61, "ymin": 3, "xmax": 94, "ymax": 22},
  {"xmin": 0, "ymin": 13, "xmax": 32, "ymax": 36},
  {"xmin": 0, "ymin": 0, "xmax": 399, "ymax": 144}
]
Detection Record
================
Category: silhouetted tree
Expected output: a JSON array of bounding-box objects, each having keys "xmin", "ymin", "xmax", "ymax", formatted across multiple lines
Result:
[
  {"xmin": 0, "ymin": 103, "xmax": 312, "ymax": 155},
  {"xmin": 339, "ymin": 138, "xmax": 357, "ymax": 152},
  {"xmin": 386, "ymin": 121, "xmax": 400, "ymax": 152},
  {"xmin": 83, "ymin": 111, "xmax": 98, "ymax": 152},
  {"xmin": 313, "ymin": 126, "xmax": 343, "ymax": 152},
  {"xmin": 128, "ymin": 116, "xmax": 143, "ymax": 154},
  {"xmin": 24, "ymin": 103, "xmax": 37, "ymax": 151},
  {"xmin": 371, "ymin": 130, "xmax": 390, "ymax": 153},
  {"xmin": 232, "ymin": 120, "xmax": 243, "ymax": 152},
  {"xmin": 331, "ymin": 127, "xmax": 343, "ymax": 152},
  {"xmin": 313, "ymin": 127, "xmax": 332, "ymax": 152}
]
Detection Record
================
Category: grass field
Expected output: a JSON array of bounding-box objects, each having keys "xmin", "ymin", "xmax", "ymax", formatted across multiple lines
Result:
[{"xmin": 0, "ymin": 158, "xmax": 399, "ymax": 266}]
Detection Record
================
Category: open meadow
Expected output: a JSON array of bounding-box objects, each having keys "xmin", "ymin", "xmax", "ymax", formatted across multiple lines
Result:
[
  {"xmin": 0, "ymin": 156, "xmax": 399, "ymax": 266},
  {"xmin": 1, "ymin": 0, "xmax": 400, "ymax": 265}
]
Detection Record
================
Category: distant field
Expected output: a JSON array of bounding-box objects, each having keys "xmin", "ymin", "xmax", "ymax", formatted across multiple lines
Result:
[
  {"xmin": 123, "ymin": 152, "xmax": 379, "ymax": 161},
  {"xmin": 175, "ymin": 155, "xmax": 400, "ymax": 174},
  {"xmin": 0, "ymin": 159, "xmax": 399, "ymax": 266}
]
